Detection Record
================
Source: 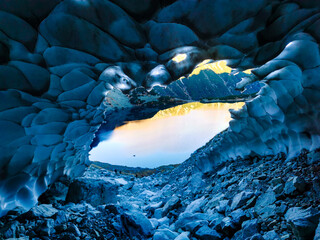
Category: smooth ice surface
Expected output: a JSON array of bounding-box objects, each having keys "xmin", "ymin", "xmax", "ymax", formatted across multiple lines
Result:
[{"xmin": 90, "ymin": 102, "xmax": 244, "ymax": 168}]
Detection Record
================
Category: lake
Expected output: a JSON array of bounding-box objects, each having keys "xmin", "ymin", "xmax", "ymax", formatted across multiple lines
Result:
[{"xmin": 89, "ymin": 102, "xmax": 244, "ymax": 168}]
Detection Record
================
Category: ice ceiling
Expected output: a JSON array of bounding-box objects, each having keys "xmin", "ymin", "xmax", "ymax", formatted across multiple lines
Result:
[{"xmin": 1, "ymin": 0, "xmax": 320, "ymax": 215}]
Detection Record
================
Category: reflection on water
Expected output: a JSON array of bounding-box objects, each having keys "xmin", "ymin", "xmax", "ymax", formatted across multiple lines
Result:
[{"xmin": 90, "ymin": 102, "xmax": 244, "ymax": 168}]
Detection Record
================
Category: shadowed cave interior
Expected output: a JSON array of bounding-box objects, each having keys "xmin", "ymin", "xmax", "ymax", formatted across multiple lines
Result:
[{"xmin": 1, "ymin": 0, "xmax": 320, "ymax": 239}]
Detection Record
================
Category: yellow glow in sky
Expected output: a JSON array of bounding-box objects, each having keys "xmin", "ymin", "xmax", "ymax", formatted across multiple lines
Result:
[
  {"xmin": 190, "ymin": 60, "xmax": 232, "ymax": 76},
  {"xmin": 172, "ymin": 53, "xmax": 187, "ymax": 63}
]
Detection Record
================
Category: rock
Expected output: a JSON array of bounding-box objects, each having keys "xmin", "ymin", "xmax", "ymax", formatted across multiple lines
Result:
[
  {"xmin": 271, "ymin": 177, "xmax": 283, "ymax": 186},
  {"xmin": 216, "ymin": 199, "xmax": 229, "ymax": 213},
  {"xmin": 0, "ymin": 220, "xmax": 19, "ymax": 239},
  {"xmin": 184, "ymin": 196, "xmax": 206, "ymax": 213},
  {"xmin": 285, "ymin": 207, "xmax": 320, "ymax": 240},
  {"xmin": 38, "ymin": 180, "xmax": 69, "ymax": 204},
  {"xmin": 36, "ymin": 219, "xmax": 55, "ymax": 236},
  {"xmin": 250, "ymin": 233, "xmax": 264, "ymax": 240},
  {"xmin": 194, "ymin": 225, "xmax": 221, "ymax": 240},
  {"xmin": 263, "ymin": 230, "xmax": 280, "ymax": 240},
  {"xmin": 233, "ymin": 219, "xmax": 260, "ymax": 240},
  {"xmin": 153, "ymin": 229, "xmax": 179, "ymax": 240},
  {"xmin": 66, "ymin": 223, "xmax": 81, "ymax": 237},
  {"xmin": 53, "ymin": 211, "xmax": 68, "ymax": 226},
  {"xmin": 273, "ymin": 184, "xmax": 284, "ymax": 195},
  {"xmin": 157, "ymin": 216, "xmax": 170, "ymax": 227},
  {"xmin": 229, "ymin": 208, "xmax": 247, "ymax": 226},
  {"xmin": 175, "ymin": 212, "xmax": 209, "ymax": 230},
  {"xmin": 231, "ymin": 190, "xmax": 255, "ymax": 210},
  {"xmin": 24, "ymin": 204, "xmax": 58, "ymax": 219},
  {"xmin": 174, "ymin": 231, "xmax": 190, "ymax": 240},
  {"xmin": 66, "ymin": 177, "xmax": 119, "ymax": 206},
  {"xmin": 220, "ymin": 217, "xmax": 237, "ymax": 237},
  {"xmin": 154, "ymin": 208, "xmax": 163, "ymax": 219},
  {"xmin": 284, "ymin": 176, "xmax": 306, "ymax": 195},
  {"xmin": 314, "ymin": 222, "xmax": 320, "ymax": 240},
  {"xmin": 121, "ymin": 210, "xmax": 155, "ymax": 238},
  {"xmin": 162, "ymin": 195, "xmax": 182, "ymax": 217},
  {"xmin": 184, "ymin": 220, "xmax": 208, "ymax": 232},
  {"xmin": 254, "ymin": 190, "xmax": 276, "ymax": 218}
]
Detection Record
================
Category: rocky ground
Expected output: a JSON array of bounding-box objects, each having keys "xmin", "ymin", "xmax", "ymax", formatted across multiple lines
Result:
[{"xmin": 1, "ymin": 148, "xmax": 320, "ymax": 240}]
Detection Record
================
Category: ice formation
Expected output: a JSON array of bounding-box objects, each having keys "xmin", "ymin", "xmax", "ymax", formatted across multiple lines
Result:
[{"xmin": 1, "ymin": 0, "xmax": 320, "ymax": 216}]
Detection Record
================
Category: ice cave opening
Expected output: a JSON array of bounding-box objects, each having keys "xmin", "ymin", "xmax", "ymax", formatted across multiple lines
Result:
[
  {"xmin": 89, "ymin": 59, "xmax": 255, "ymax": 169},
  {"xmin": 89, "ymin": 102, "xmax": 244, "ymax": 168}
]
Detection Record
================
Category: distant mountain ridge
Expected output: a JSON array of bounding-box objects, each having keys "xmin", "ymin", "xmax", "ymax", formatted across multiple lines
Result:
[{"xmin": 153, "ymin": 69, "xmax": 261, "ymax": 100}]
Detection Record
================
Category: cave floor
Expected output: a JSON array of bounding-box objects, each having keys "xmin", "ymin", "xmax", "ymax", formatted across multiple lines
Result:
[{"xmin": 1, "ymin": 150, "xmax": 320, "ymax": 240}]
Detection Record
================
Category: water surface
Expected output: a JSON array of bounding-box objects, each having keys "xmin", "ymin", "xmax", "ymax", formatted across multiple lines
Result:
[{"xmin": 90, "ymin": 102, "xmax": 244, "ymax": 168}]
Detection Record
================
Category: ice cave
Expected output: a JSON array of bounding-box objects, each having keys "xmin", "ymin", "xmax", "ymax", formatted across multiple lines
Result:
[{"xmin": 1, "ymin": 0, "xmax": 320, "ymax": 239}]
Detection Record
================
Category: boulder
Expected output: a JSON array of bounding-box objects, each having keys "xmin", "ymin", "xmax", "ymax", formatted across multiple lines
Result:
[
  {"xmin": 254, "ymin": 190, "xmax": 276, "ymax": 218},
  {"xmin": 194, "ymin": 225, "xmax": 221, "ymax": 240},
  {"xmin": 162, "ymin": 195, "xmax": 182, "ymax": 217},
  {"xmin": 36, "ymin": 219, "xmax": 55, "ymax": 236},
  {"xmin": 121, "ymin": 210, "xmax": 154, "ymax": 238},
  {"xmin": 153, "ymin": 229, "xmax": 179, "ymax": 240},
  {"xmin": 174, "ymin": 232, "xmax": 190, "ymax": 240},
  {"xmin": 184, "ymin": 220, "xmax": 208, "ymax": 232},
  {"xmin": 175, "ymin": 212, "xmax": 209, "ymax": 230},
  {"xmin": 314, "ymin": 221, "xmax": 320, "ymax": 240},
  {"xmin": 185, "ymin": 196, "xmax": 206, "ymax": 213},
  {"xmin": 263, "ymin": 230, "xmax": 280, "ymax": 240},
  {"xmin": 220, "ymin": 217, "xmax": 237, "ymax": 237},
  {"xmin": 242, "ymin": 219, "xmax": 260, "ymax": 239},
  {"xmin": 66, "ymin": 178, "xmax": 119, "ymax": 206},
  {"xmin": 230, "ymin": 190, "xmax": 255, "ymax": 210},
  {"xmin": 24, "ymin": 204, "xmax": 58, "ymax": 219},
  {"xmin": 284, "ymin": 176, "xmax": 306, "ymax": 195},
  {"xmin": 285, "ymin": 207, "xmax": 320, "ymax": 240}
]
